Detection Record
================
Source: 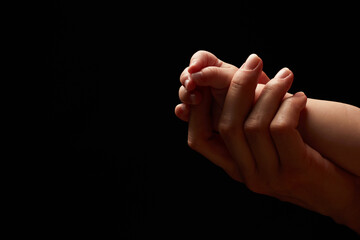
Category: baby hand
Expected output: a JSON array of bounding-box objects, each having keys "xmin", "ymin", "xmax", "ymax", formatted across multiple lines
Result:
[
  {"xmin": 175, "ymin": 51, "xmax": 272, "ymax": 127},
  {"xmin": 175, "ymin": 51, "xmax": 237, "ymax": 123}
]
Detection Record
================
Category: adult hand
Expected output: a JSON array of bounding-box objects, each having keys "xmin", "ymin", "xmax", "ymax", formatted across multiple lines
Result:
[{"xmin": 187, "ymin": 54, "xmax": 360, "ymax": 233}]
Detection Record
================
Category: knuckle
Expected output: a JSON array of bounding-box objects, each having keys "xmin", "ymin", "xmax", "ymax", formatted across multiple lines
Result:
[
  {"xmin": 218, "ymin": 122, "xmax": 231, "ymax": 137},
  {"xmin": 218, "ymin": 120, "xmax": 239, "ymax": 139},
  {"xmin": 230, "ymin": 69, "xmax": 258, "ymax": 90},
  {"xmin": 262, "ymin": 81, "xmax": 278, "ymax": 92},
  {"xmin": 244, "ymin": 118, "xmax": 266, "ymax": 136},
  {"xmin": 230, "ymin": 76, "xmax": 248, "ymax": 90},
  {"xmin": 262, "ymin": 80, "xmax": 285, "ymax": 95},
  {"xmin": 230, "ymin": 70, "xmax": 251, "ymax": 88},
  {"xmin": 285, "ymin": 96, "xmax": 302, "ymax": 110},
  {"xmin": 282, "ymin": 95, "xmax": 295, "ymax": 104},
  {"xmin": 270, "ymin": 118, "xmax": 291, "ymax": 136}
]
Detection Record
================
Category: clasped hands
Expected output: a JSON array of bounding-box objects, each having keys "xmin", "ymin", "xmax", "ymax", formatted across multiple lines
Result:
[{"xmin": 175, "ymin": 51, "xmax": 360, "ymax": 232}]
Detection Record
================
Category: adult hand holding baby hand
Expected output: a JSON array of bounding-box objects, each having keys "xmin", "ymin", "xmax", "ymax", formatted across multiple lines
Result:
[{"xmin": 176, "ymin": 52, "xmax": 360, "ymax": 233}]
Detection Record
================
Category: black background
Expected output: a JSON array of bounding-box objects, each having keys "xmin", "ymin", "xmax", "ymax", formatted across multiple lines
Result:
[{"xmin": 52, "ymin": 1, "xmax": 359, "ymax": 239}]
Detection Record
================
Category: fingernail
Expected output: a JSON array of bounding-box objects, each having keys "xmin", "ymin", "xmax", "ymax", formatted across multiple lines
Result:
[
  {"xmin": 190, "ymin": 93, "xmax": 197, "ymax": 104},
  {"xmin": 243, "ymin": 54, "xmax": 260, "ymax": 70},
  {"xmin": 184, "ymin": 78, "xmax": 190, "ymax": 89},
  {"xmin": 190, "ymin": 72, "xmax": 202, "ymax": 82},
  {"xmin": 275, "ymin": 68, "xmax": 291, "ymax": 79}
]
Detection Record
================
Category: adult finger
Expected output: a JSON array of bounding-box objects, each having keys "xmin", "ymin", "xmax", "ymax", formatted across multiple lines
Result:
[
  {"xmin": 219, "ymin": 54, "xmax": 263, "ymax": 180},
  {"xmin": 244, "ymin": 68, "xmax": 294, "ymax": 178},
  {"xmin": 188, "ymin": 87, "xmax": 242, "ymax": 181},
  {"xmin": 270, "ymin": 92, "xmax": 308, "ymax": 170}
]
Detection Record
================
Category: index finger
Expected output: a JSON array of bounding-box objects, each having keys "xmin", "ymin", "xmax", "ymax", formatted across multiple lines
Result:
[{"xmin": 219, "ymin": 54, "xmax": 263, "ymax": 180}]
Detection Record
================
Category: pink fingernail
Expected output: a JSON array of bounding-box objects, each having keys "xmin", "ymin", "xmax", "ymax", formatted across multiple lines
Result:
[
  {"xmin": 184, "ymin": 78, "xmax": 190, "ymax": 89},
  {"xmin": 190, "ymin": 72, "xmax": 202, "ymax": 82},
  {"xmin": 190, "ymin": 93, "xmax": 197, "ymax": 104}
]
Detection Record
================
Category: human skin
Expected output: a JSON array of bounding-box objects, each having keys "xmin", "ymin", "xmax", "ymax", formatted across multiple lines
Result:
[
  {"xmin": 176, "ymin": 53, "xmax": 360, "ymax": 233},
  {"xmin": 175, "ymin": 51, "xmax": 360, "ymax": 177}
]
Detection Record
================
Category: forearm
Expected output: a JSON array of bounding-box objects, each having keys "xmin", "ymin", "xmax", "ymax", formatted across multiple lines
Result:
[
  {"xmin": 256, "ymin": 84, "xmax": 360, "ymax": 176},
  {"xmin": 298, "ymin": 99, "xmax": 360, "ymax": 177},
  {"xmin": 250, "ymin": 83, "xmax": 360, "ymax": 233}
]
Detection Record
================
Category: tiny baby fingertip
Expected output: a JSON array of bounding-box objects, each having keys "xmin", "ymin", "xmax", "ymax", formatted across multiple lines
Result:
[
  {"xmin": 184, "ymin": 78, "xmax": 190, "ymax": 89},
  {"xmin": 188, "ymin": 61, "xmax": 200, "ymax": 74},
  {"xmin": 185, "ymin": 79, "xmax": 196, "ymax": 91},
  {"xmin": 175, "ymin": 104, "xmax": 190, "ymax": 122}
]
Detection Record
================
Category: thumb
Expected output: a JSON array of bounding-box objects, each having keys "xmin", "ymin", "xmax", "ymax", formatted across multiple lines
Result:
[{"xmin": 188, "ymin": 50, "xmax": 222, "ymax": 73}]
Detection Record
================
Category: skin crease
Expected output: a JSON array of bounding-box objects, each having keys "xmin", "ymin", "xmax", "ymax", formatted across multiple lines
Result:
[{"xmin": 175, "ymin": 51, "xmax": 360, "ymax": 233}]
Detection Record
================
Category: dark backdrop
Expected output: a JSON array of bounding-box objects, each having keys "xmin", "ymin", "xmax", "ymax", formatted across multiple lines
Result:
[{"xmin": 52, "ymin": 1, "xmax": 359, "ymax": 239}]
